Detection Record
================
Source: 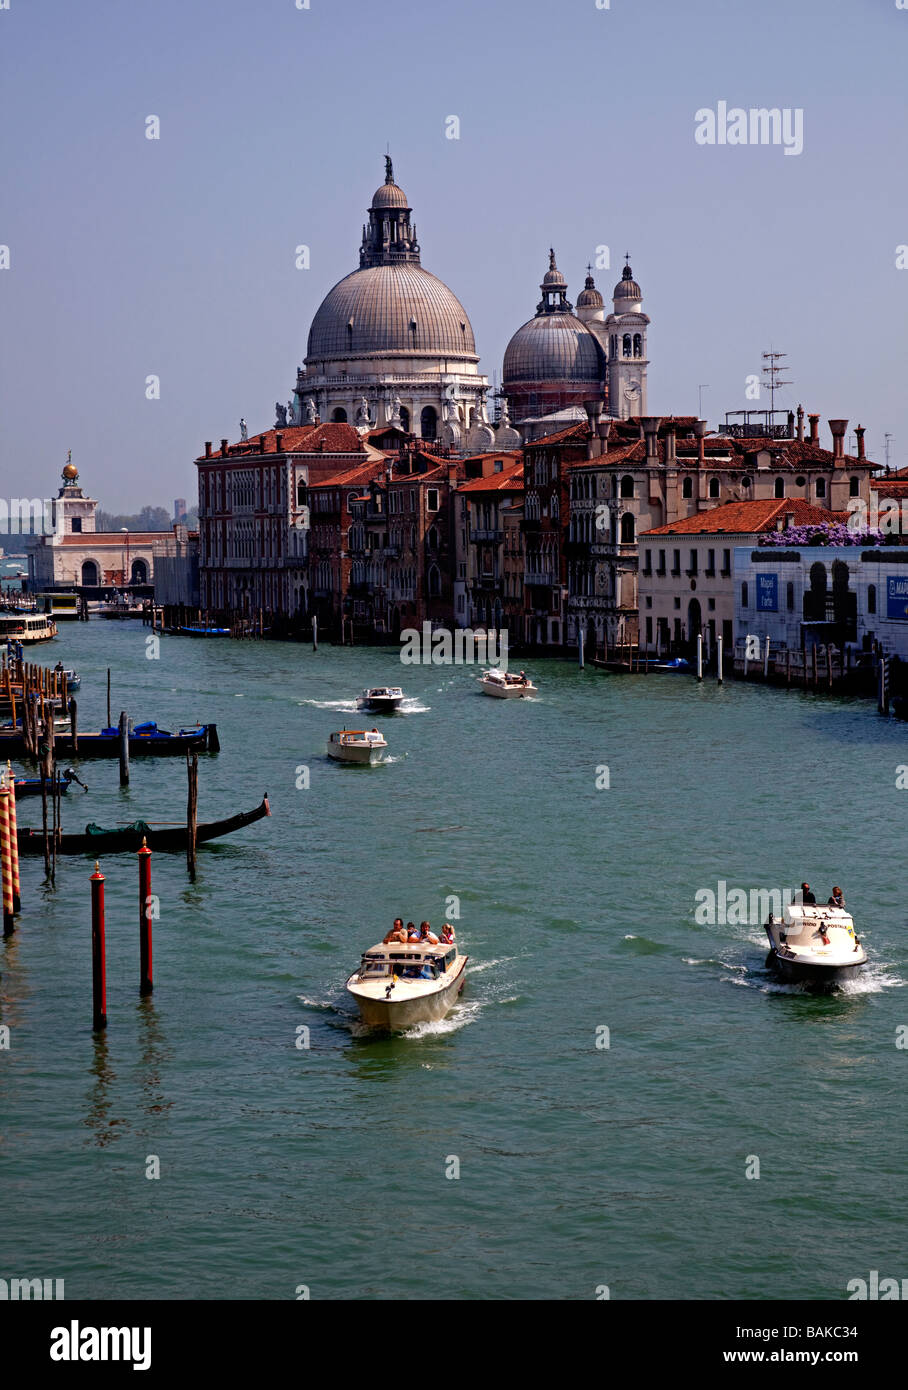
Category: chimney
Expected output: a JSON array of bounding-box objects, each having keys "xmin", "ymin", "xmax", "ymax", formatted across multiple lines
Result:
[
  {"xmin": 808, "ymin": 414, "xmax": 819, "ymax": 444},
  {"xmin": 855, "ymin": 425, "xmax": 865, "ymax": 460},
  {"xmin": 796, "ymin": 405, "xmax": 805, "ymax": 442},
  {"xmin": 828, "ymin": 419, "xmax": 848, "ymax": 461},
  {"xmin": 785, "ymin": 511, "xmax": 795, "ymax": 529},
  {"xmin": 220, "ymin": 438, "xmax": 229, "ymax": 456},
  {"xmin": 693, "ymin": 418, "xmax": 709, "ymax": 465},
  {"xmin": 447, "ymin": 462, "xmax": 458, "ymax": 486},
  {"xmin": 597, "ymin": 419, "xmax": 612, "ymax": 455},
  {"xmin": 787, "ymin": 410, "xmax": 795, "ymax": 438},
  {"xmin": 641, "ymin": 416, "xmax": 662, "ymax": 465},
  {"xmin": 583, "ymin": 399, "xmax": 603, "ymax": 459},
  {"xmin": 204, "ymin": 441, "xmax": 212, "ymax": 458},
  {"xmin": 275, "ymin": 432, "xmax": 283, "ymax": 452}
]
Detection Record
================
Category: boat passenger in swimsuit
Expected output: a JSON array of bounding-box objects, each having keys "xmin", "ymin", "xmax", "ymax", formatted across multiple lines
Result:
[
  {"xmin": 441, "ymin": 923, "xmax": 455, "ymax": 945},
  {"xmin": 383, "ymin": 918, "xmax": 405, "ymax": 944}
]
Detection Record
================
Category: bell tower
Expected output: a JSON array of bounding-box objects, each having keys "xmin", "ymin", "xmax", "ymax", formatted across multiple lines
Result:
[{"xmin": 604, "ymin": 259, "xmax": 650, "ymax": 419}]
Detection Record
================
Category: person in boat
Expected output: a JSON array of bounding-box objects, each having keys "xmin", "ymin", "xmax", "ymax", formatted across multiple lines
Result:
[
  {"xmin": 418, "ymin": 920, "xmax": 439, "ymax": 945},
  {"xmin": 827, "ymin": 886, "xmax": 845, "ymax": 909},
  {"xmin": 441, "ymin": 923, "xmax": 455, "ymax": 945},
  {"xmin": 799, "ymin": 882, "xmax": 816, "ymax": 904},
  {"xmin": 383, "ymin": 918, "xmax": 406, "ymax": 944},
  {"xmin": 518, "ymin": 670, "xmax": 527, "ymax": 684},
  {"xmin": 406, "ymin": 921, "xmax": 421, "ymax": 942}
]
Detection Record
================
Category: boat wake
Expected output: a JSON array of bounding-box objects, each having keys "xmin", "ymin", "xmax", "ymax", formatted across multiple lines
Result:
[
  {"xmin": 298, "ymin": 698, "xmax": 359, "ymax": 712},
  {"xmin": 400, "ymin": 700, "xmax": 430, "ymax": 713},
  {"xmin": 717, "ymin": 958, "xmax": 904, "ymax": 996}
]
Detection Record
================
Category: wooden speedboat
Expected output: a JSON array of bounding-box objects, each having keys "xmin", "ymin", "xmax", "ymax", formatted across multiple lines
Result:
[
  {"xmin": 765, "ymin": 902, "xmax": 866, "ymax": 987},
  {"xmin": 346, "ymin": 939, "xmax": 468, "ymax": 1030},
  {"xmin": 479, "ymin": 669, "xmax": 537, "ymax": 698},
  {"xmin": 357, "ymin": 686, "xmax": 405, "ymax": 713},
  {"xmin": 12, "ymin": 767, "xmax": 84, "ymax": 797},
  {"xmin": 327, "ymin": 728, "xmax": 388, "ymax": 765},
  {"xmin": 16, "ymin": 795, "xmax": 270, "ymax": 856}
]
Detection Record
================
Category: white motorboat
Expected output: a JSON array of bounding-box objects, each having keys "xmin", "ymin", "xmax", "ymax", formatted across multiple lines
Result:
[
  {"xmin": 479, "ymin": 668, "xmax": 537, "ymax": 698},
  {"xmin": 765, "ymin": 901, "xmax": 866, "ymax": 986},
  {"xmin": 357, "ymin": 686, "xmax": 405, "ymax": 714},
  {"xmin": 346, "ymin": 939, "xmax": 468, "ymax": 1030},
  {"xmin": 327, "ymin": 728, "xmax": 388, "ymax": 765}
]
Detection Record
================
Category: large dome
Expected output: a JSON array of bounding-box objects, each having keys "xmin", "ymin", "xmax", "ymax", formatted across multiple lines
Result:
[
  {"xmin": 503, "ymin": 313, "xmax": 603, "ymax": 384},
  {"xmin": 306, "ymin": 264, "xmax": 478, "ymax": 362}
]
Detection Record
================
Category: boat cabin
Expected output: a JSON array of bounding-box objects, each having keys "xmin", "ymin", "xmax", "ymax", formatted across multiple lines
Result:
[
  {"xmin": 357, "ymin": 944, "xmax": 458, "ymax": 980},
  {"xmin": 0, "ymin": 613, "xmax": 57, "ymax": 640},
  {"xmin": 362, "ymin": 687, "xmax": 402, "ymax": 698},
  {"xmin": 774, "ymin": 902, "xmax": 857, "ymax": 944},
  {"xmin": 329, "ymin": 729, "xmax": 386, "ymax": 745}
]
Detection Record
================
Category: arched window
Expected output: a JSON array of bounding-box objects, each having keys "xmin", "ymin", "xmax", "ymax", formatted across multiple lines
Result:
[
  {"xmin": 709, "ymin": 478, "xmax": 720, "ymax": 499},
  {"xmin": 420, "ymin": 406, "xmax": 438, "ymax": 441},
  {"xmin": 774, "ymin": 477, "xmax": 785, "ymax": 498},
  {"xmin": 741, "ymin": 476, "xmax": 751, "ymax": 489},
  {"xmin": 331, "ymin": 407, "xmax": 347, "ymax": 423},
  {"xmin": 130, "ymin": 558, "xmax": 149, "ymax": 585},
  {"xmin": 622, "ymin": 334, "xmax": 632, "ymax": 357},
  {"xmin": 849, "ymin": 476, "xmax": 860, "ymax": 498},
  {"xmin": 427, "ymin": 565, "xmax": 441, "ymax": 598},
  {"xmin": 633, "ymin": 333, "xmax": 642, "ymax": 358},
  {"xmin": 620, "ymin": 475, "xmax": 634, "ymax": 498},
  {"xmin": 682, "ymin": 476, "xmax": 693, "ymax": 499},
  {"xmin": 815, "ymin": 477, "xmax": 826, "ymax": 498},
  {"xmin": 399, "ymin": 406, "xmax": 410, "ymax": 433},
  {"xmin": 620, "ymin": 513, "xmax": 635, "ymax": 544},
  {"xmin": 868, "ymin": 583, "xmax": 876, "ymax": 615},
  {"xmin": 551, "ymin": 495, "xmax": 559, "ymax": 521},
  {"xmin": 297, "ymin": 480, "xmax": 308, "ymax": 508},
  {"xmin": 741, "ymin": 581, "xmax": 749, "ymax": 608},
  {"xmin": 81, "ymin": 559, "xmax": 99, "ymax": 587}
]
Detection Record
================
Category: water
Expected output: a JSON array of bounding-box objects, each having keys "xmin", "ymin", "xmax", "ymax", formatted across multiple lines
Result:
[{"xmin": 1, "ymin": 622, "xmax": 905, "ymax": 1299}]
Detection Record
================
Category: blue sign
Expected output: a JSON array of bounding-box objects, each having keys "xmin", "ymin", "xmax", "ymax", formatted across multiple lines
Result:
[
  {"xmin": 756, "ymin": 573, "xmax": 778, "ymax": 612},
  {"xmin": 886, "ymin": 575, "xmax": 908, "ymax": 620}
]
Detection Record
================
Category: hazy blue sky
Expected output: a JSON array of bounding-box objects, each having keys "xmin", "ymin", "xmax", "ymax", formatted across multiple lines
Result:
[{"xmin": 1, "ymin": 0, "xmax": 906, "ymax": 511}]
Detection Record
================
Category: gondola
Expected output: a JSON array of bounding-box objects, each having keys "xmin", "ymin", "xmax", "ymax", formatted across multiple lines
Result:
[{"xmin": 16, "ymin": 795, "xmax": 270, "ymax": 856}]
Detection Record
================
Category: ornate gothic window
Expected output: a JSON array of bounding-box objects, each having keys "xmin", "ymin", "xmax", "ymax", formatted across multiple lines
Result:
[{"xmin": 622, "ymin": 334, "xmax": 632, "ymax": 357}]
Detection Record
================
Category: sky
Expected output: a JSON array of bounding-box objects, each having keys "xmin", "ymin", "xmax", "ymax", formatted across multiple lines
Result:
[{"xmin": 0, "ymin": 0, "xmax": 906, "ymax": 512}]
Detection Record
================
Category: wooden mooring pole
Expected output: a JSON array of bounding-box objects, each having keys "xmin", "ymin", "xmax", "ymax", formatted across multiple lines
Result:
[
  {"xmin": 118, "ymin": 711, "xmax": 130, "ymax": 787},
  {"xmin": 138, "ymin": 838, "xmax": 153, "ymax": 995},
  {"xmin": 0, "ymin": 783, "xmax": 15, "ymax": 935},
  {"xmin": 186, "ymin": 752, "xmax": 198, "ymax": 878},
  {"xmin": 90, "ymin": 862, "xmax": 108, "ymax": 1031},
  {"xmin": 5, "ymin": 763, "xmax": 20, "ymax": 914}
]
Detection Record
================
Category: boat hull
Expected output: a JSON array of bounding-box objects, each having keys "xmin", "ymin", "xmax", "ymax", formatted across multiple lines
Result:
[
  {"xmin": 16, "ymin": 795, "xmax": 270, "ymax": 856},
  {"xmin": 347, "ymin": 958, "xmax": 467, "ymax": 1030},
  {"xmin": 764, "ymin": 947, "xmax": 866, "ymax": 987},
  {"xmin": 480, "ymin": 680, "xmax": 536, "ymax": 698},
  {"xmin": 327, "ymin": 743, "xmax": 387, "ymax": 765},
  {"xmin": 358, "ymin": 698, "xmax": 404, "ymax": 714},
  {"xmin": 0, "ymin": 724, "xmax": 219, "ymax": 758}
]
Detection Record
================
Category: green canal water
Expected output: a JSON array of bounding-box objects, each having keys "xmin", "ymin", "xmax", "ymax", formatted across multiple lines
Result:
[{"xmin": 0, "ymin": 621, "xmax": 905, "ymax": 1300}]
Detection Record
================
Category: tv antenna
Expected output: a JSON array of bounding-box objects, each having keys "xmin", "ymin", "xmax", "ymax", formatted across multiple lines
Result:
[{"xmin": 761, "ymin": 350, "xmax": 792, "ymax": 416}]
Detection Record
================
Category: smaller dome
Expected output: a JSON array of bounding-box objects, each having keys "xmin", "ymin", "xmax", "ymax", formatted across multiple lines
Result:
[
  {"xmin": 371, "ymin": 180, "xmax": 409, "ymax": 210},
  {"xmin": 614, "ymin": 262, "xmax": 642, "ymax": 300},
  {"xmin": 576, "ymin": 272, "xmax": 603, "ymax": 309}
]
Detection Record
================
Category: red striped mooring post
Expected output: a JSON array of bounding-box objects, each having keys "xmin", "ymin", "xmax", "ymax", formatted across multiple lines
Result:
[
  {"xmin": 0, "ymin": 782, "xmax": 14, "ymax": 935},
  {"xmin": 90, "ymin": 862, "xmax": 107, "ymax": 1031},
  {"xmin": 6, "ymin": 761, "xmax": 21, "ymax": 913},
  {"xmin": 138, "ymin": 838, "xmax": 153, "ymax": 995}
]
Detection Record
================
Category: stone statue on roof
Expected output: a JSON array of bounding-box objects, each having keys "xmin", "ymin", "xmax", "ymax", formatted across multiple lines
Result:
[
  {"xmin": 275, "ymin": 402, "xmax": 288, "ymax": 427},
  {"xmin": 304, "ymin": 397, "xmax": 318, "ymax": 424},
  {"xmin": 356, "ymin": 396, "xmax": 372, "ymax": 426},
  {"xmin": 240, "ymin": 418, "xmax": 248, "ymax": 441}
]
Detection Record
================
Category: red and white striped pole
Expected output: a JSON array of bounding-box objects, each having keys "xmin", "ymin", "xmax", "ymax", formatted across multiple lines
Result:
[
  {"xmin": 0, "ymin": 783, "xmax": 14, "ymax": 935},
  {"xmin": 138, "ymin": 838, "xmax": 153, "ymax": 995},
  {"xmin": 90, "ymin": 862, "xmax": 107, "ymax": 1031},
  {"xmin": 6, "ymin": 762, "xmax": 21, "ymax": 913}
]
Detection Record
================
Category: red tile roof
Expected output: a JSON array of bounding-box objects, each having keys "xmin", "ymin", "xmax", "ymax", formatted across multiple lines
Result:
[
  {"xmin": 642, "ymin": 499, "xmax": 842, "ymax": 536},
  {"xmin": 458, "ymin": 463, "xmax": 524, "ymax": 493},
  {"xmin": 308, "ymin": 461, "xmax": 386, "ymax": 490},
  {"xmin": 197, "ymin": 422, "xmax": 366, "ymax": 461}
]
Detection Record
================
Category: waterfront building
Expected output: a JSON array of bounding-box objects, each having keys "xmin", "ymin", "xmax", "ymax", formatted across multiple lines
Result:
[
  {"xmin": 195, "ymin": 421, "xmax": 373, "ymax": 622},
  {"xmin": 307, "ymin": 460, "xmax": 388, "ymax": 633},
  {"xmin": 289, "ymin": 159, "xmax": 493, "ymax": 452},
  {"xmin": 639, "ymin": 498, "xmax": 840, "ymax": 656},
  {"xmin": 733, "ymin": 543, "xmax": 908, "ymax": 660},
  {"xmin": 456, "ymin": 462, "xmax": 525, "ymax": 632},
  {"xmin": 28, "ymin": 465, "xmax": 177, "ymax": 594}
]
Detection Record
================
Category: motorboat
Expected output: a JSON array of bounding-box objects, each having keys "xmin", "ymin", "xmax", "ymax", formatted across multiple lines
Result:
[
  {"xmin": 345, "ymin": 938, "xmax": 468, "ymax": 1030},
  {"xmin": 479, "ymin": 669, "xmax": 537, "ymax": 698},
  {"xmin": 765, "ymin": 901, "xmax": 867, "ymax": 987},
  {"xmin": 357, "ymin": 686, "xmax": 405, "ymax": 713},
  {"xmin": 650, "ymin": 657, "xmax": 691, "ymax": 673},
  {"xmin": 327, "ymin": 728, "xmax": 388, "ymax": 765}
]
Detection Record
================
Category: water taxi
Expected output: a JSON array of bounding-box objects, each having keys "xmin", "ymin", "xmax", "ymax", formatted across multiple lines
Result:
[
  {"xmin": 327, "ymin": 728, "xmax": 388, "ymax": 765},
  {"xmin": 479, "ymin": 669, "xmax": 537, "ymax": 698},
  {"xmin": 0, "ymin": 613, "xmax": 57, "ymax": 645},
  {"xmin": 357, "ymin": 686, "xmax": 405, "ymax": 713},
  {"xmin": 765, "ymin": 901, "xmax": 866, "ymax": 987},
  {"xmin": 346, "ymin": 939, "xmax": 468, "ymax": 1030}
]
